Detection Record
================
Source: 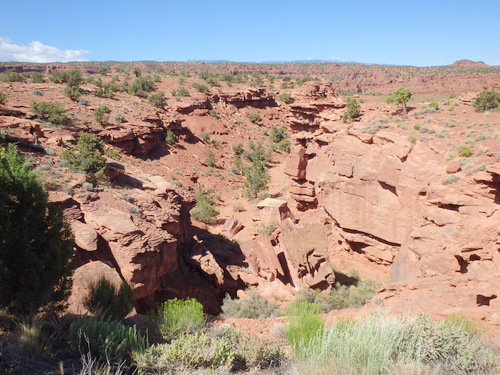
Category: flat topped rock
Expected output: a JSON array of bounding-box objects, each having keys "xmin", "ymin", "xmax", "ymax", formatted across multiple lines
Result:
[{"xmin": 257, "ymin": 198, "xmax": 287, "ymax": 208}]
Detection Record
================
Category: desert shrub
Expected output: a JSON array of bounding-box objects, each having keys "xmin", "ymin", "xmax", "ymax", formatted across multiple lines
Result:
[
  {"xmin": 207, "ymin": 325, "xmax": 283, "ymax": 370},
  {"xmin": 442, "ymin": 313, "xmax": 485, "ymax": 336},
  {"xmin": 61, "ymin": 132, "xmax": 106, "ymax": 176},
  {"xmin": 94, "ymin": 78, "xmax": 120, "ymax": 98},
  {"xmin": 3, "ymin": 70, "xmax": 25, "ymax": 82},
  {"xmin": 209, "ymin": 109, "xmax": 219, "ymax": 119},
  {"xmin": 441, "ymin": 174, "xmax": 459, "ymax": 185},
  {"xmin": 106, "ymin": 147, "xmax": 121, "ymax": 160},
  {"xmin": 270, "ymin": 126, "xmax": 287, "ymax": 143},
  {"xmin": 291, "ymin": 312, "xmax": 500, "ymax": 375},
  {"xmin": 428, "ymin": 101, "xmax": 439, "ymax": 110},
  {"xmin": 128, "ymin": 76, "xmax": 155, "ymax": 97},
  {"xmin": 30, "ymin": 101, "xmax": 67, "ymax": 126},
  {"xmin": 190, "ymin": 193, "xmax": 219, "ymax": 224},
  {"xmin": 276, "ymin": 139, "xmax": 291, "ymax": 152},
  {"xmin": 233, "ymin": 143, "xmax": 244, "ymax": 156},
  {"xmin": 82, "ymin": 181, "xmax": 94, "ymax": 191},
  {"xmin": 242, "ymin": 140, "xmax": 271, "ymax": 163},
  {"xmin": 134, "ymin": 333, "xmax": 234, "ymax": 372},
  {"xmin": 149, "ymin": 298, "xmax": 205, "ymax": 341},
  {"xmin": 205, "ymin": 150, "xmax": 216, "ymax": 167},
  {"xmin": 171, "ymin": 86, "xmax": 190, "ymax": 97},
  {"xmin": 69, "ymin": 316, "xmax": 145, "ymax": 361},
  {"xmin": 132, "ymin": 67, "xmax": 141, "ymax": 77},
  {"xmin": 50, "ymin": 70, "xmax": 84, "ymax": 86},
  {"xmin": 78, "ymin": 97, "xmax": 88, "ymax": 106},
  {"xmin": 285, "ymin": 301, "xmax": 325, "ymax": 355},
  {"xmin": 247, "ymin": 113, "xmax": 261, "ymax": 123},
  {"xmin": 31, "ymin": 72, "xmax": 45, "ymax": 83},
  {"xmin": 83, "ymin": 276, "xmax": 134, "ymax": 319},
  {"xmin": 342, "ymin": 98, "xmax": 361, "ymax": 123},
  {"xmin": 165, "ymin": 129, "xmax": 177, "ymax": 145},
  {"xmin": 192, "ymin": 82, "xmax": 209, "ymax": 93},
  {"xmin": 0, "ymin": 91, "xmax": 7, "ymax": 106},
  {"xmin": 279, "ymin": 92, "xmax": 293, "ymax": 104},
  {"xmin": 92, "ymin": 104, "xmax": 109, "ymax": 124},
  {"xmin": 243, "ymin": 160, "xmax": 269, "ymax": 198},
  {"xmin": 221, "ymin": 289, "xmax": 280, "ymax": 319},
  {"xmin": 473, "ymin": 90, "xmax": 500, "ymax": 112},
  {"xmin": 148, "ymin": 91, "xmax": 167, "ymax": 108},
  {"xmin": 64, "ymin": 85, "xmax": 84, "ymax": 102},
  {"xmin": 0, "ymin": 144, "xmax": 74, "ymax": 315},
  {"xmin": 200, "ymin": 131, "xmax": 211, "ymax": 142},
  {"xmin": 296, "ymin": 278, "xmax": 380, "ymax": 312},
  {"xmin": 114, "ymin": 113, "xmax": 125, "ymax": 123},
  {"xmin": 457, "ymin": 145, "xmax": 473, "ymax": 157}
]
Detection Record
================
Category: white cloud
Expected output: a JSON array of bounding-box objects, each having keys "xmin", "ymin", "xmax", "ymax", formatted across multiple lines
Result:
[{"xmin": 0, "ymin": 37, "xmax": 89, "ymax": 63}]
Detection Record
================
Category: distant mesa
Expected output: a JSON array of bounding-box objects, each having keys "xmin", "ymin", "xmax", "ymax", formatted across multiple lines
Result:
[{"xmin": 451, "ymin": 59, "xmax": 489, "ymax": 67}]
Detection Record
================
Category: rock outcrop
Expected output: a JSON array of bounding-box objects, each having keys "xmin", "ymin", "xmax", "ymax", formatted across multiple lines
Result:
[{"xmin": 280, "ymin": 86, "xmax": 500, "ymax": 318}]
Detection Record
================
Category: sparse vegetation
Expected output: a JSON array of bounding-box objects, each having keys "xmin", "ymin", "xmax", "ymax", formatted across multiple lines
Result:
[
  {"xmin": 128, "ymin": 76, "xmax": 155, "ymax": 97},
  {"xmin": 165, "ymin": 129, "xmax": 177, "ymax": 145},
  {"xmin": 458, "ymin": 145, "xmax": 473, "ymax": 157},
  {"xmin": 61, "ymin": 132, "xmax": 106, "ymax": 176},
  {"xmin": 64, "ymin": 85, "xmax": 84, "ymax": 101},
  {"xmin": 243, "ymin": 160, "xmax": 269, "ymax": 198},
  {"xmin": 149, "ymin": 298, "xmax": 205, "ymax": 340},
  {"xmin": 0, "ymin": 91, "xmax": 7, "ymax": 106},
  {"xmin": 83, "ymin": 276, "xmax": 134, "ymax": 319},
  {"xmin": 190, "ymin": 193, "xmax": 219, "ymax": 224},
  {"xmin": 114, "ymin": 113, "xmax": 125, "ymax": 123},
  {"xmin": 30, "ymin": 101, "xmax": 67, "ymax": 126},
  {"xmin": 342, "ymin": 98, "xmax": 361, "ymax": 123},
  {"xmin": 222, "ymin": 289, "xmax": 280, "ymax": 318},
  {"xmin": 92, "ymin": 104, "xmax": 110, "ymax": 124},
  {"xmin": 473, "ymin": 90, "xmax": 500, "ymax": 112},
  {"xmin": 192, "ymin": 82, "xmax": 209, "ymax": 93},
  {"xmin": 248, "ymin": 113, "xmax": 261, "ymax": 123},
  {"xmin": 279, "ymin": 92, "xmax": 293, "ymax": 104},
  {"xmin": 148, "ymin": 90, "xmax": 167, "ymax": 107},
  {"xmin": 386, "ymin": 87, "xmax": 412, "ymax": 114},
  {"xmin": 69, "ymin": 316, "xmax": 145, "ymax": 361}
]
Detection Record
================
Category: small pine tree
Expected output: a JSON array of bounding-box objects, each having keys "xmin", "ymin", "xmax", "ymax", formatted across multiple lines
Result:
[
  {"xmin": 93, "ymin": 105, "xmax": 110, "ymax": 124},
  {"xmin": 0, "ymin": 144, "xmax": 74, "ymax": 315},
  {"xmin": 64, "ymin": 85, "xmax": 84, "ymax": 102},
  {"xmin": 62, "ymin": 132, "xmax": 106, "ymax": 176},
  {"xmin": 165, "ymin": 130, "xmax": 177, "ymax": 145},
  {"xmin": 342, "ymin": 98, "xmax": 361, "ymax": 123},
  {"xmin": 243, "ymin": 160, "xmax": 269, "ymax": 198}
]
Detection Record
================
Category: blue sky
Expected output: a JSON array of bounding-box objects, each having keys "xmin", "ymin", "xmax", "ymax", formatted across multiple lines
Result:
[{"xmin": 1, "ymin": 0, "xmax": 499, "ymax": 66}]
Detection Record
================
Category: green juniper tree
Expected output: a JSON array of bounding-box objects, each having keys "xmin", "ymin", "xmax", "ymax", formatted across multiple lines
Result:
[
  {"xmin": 0, "ymin": 144, "xmax": 74, "ymax": 315},
  {"xmin": 386, "ymin": 87, "xmax": 412, "ymax": 115}
]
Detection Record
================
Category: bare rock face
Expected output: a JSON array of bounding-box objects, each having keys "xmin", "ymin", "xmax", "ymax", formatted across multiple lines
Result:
[
  {"xmin": 282, "ymin": 102, "xmax": 500, "ymax": 318},
  {"xmin": 70, "ymin": 185, "xmax": 192, "ymax": 311},
  {"xmin": 100, "ymin": 120, "xmax": 165, "ymax": 156},
  {"xmin": 217, "ymin": 88, "xmax": 276, "ymax": 108}
]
